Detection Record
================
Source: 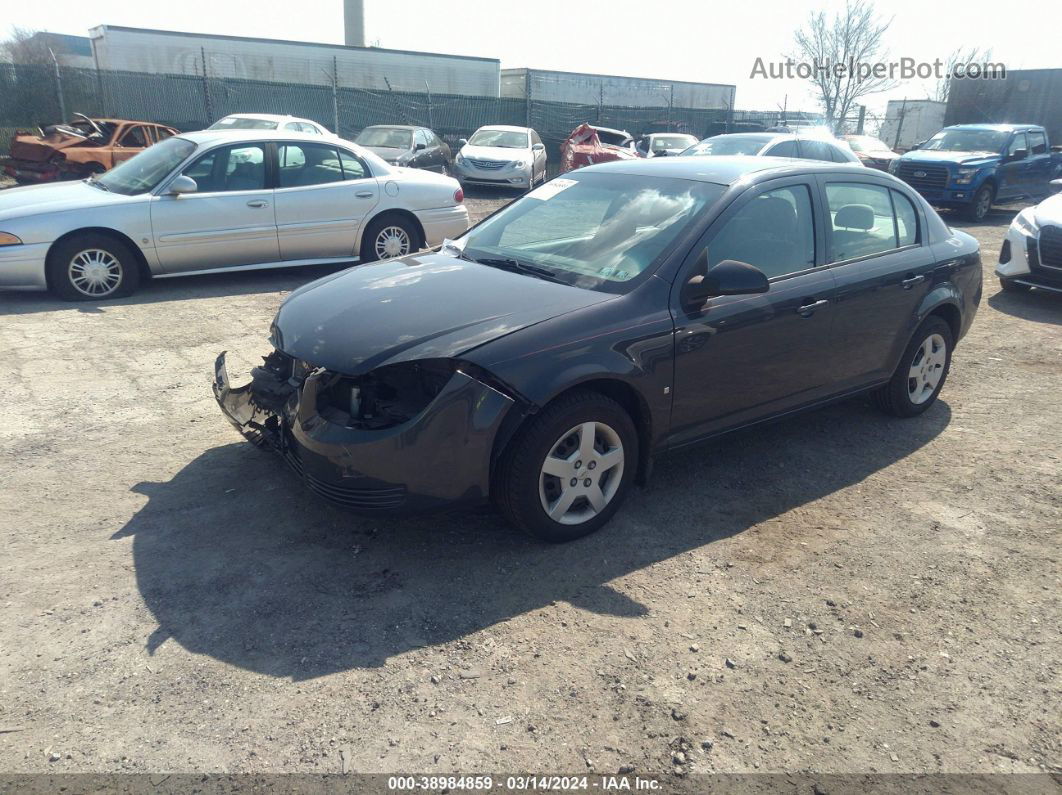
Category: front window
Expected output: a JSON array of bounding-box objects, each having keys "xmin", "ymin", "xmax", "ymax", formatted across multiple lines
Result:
[
  {"xmin": 922, "ymin": 129, "xmax": 1008, "ymax": 153},
  {"xmin": 681, "ymin": 135, "xmax": 773, "ymax": 157},
  {"xmin": 708, "ymin": 185, "xmax": 816, "ymax": 278},
  {"xmin": 180, "ymin": 144, "xmax": 266, "ymax": 193},
  {"xmin": 207, "ymin": 117, "xmax": 278, "ymax": 130},
  {"xmin": 455, "ymin": 172, "xmax": 724, "ymax": 292},
  {"xmin": 468, "ymin": 129, "xmax": 529, "ymax": 149},
  {"xmin": 355, "ymin": 127, "xmax": 413, "ymax": 149},
  {"xmin": 95, "ymin": 136, "xmax": 196, "ymax": 195}
]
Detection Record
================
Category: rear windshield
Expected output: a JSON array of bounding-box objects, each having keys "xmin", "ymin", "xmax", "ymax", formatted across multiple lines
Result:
[
  {"xmin": 682, "ymin": 135, "xmax": 771, "ymax": 157},
  {"xmin": 208, "ymin": 117, "xmax": 279, "ymax": 130}
]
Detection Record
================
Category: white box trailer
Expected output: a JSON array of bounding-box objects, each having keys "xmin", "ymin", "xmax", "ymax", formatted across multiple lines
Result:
[
  {"xmin": 89, "ymin": 26, "xmax": 501, "ymax": 98},
  {"xmin": 879, "ymin": 99, "xmax": 946, "ymax": 152},
  {"xmin": 501, "ymin": 68, "xmax": 735, "ymax": 110}
]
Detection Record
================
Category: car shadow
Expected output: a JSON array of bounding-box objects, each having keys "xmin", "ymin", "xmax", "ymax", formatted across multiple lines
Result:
[
  {"xmin": 987, "ymin": 283, "xmax": 1062, "ymax": 325},
  {"xmin": 460, "ymin": 184, "xmax": 524, "ymax": 203},
  {"xmin": 0, "ymin": 263, "xmax": 355, "ymax": 315},
  {"xmin": 942, "ymin": 202, "xmax": 1032, "ymax": 229},
  {"xmin": 115, "ymin": 397, "xmax": 951, "ymax": 679}
]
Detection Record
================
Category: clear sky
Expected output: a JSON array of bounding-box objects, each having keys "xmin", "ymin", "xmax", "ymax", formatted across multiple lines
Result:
[{"xmin": 4, "ymin": 0, "xmax": 1054, "ymax": 121}]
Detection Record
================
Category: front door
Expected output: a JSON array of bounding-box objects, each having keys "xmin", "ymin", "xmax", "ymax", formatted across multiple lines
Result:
[
  {"xmin": 273, "ymin": 142, "xmax": 379, "ymax": 261},
  {"xmin": 668, "ymin": 179, "xmax": 839, "ymax": 446},
  {"xmin": 997, "ymin": 132, "xmax": 1029, "ymax": 200},
  {"xmin": 151, "ymin": 142, "xmax": 279, "ymax": 272},
  {"xmin": 1026, "ymin": 130, "xmax": 1053, "ymax": 197}
]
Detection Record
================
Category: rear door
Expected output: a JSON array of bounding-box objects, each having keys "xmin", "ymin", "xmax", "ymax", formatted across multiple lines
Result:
[
  {"xmin": 273, "ymin": 142, "xmax": 379, "ymax": 260},
  {"xmin": 151, "ymin": 141, "xmax": 279, "ymax": 272},
  {"xmin": 818, "ymin": 177, "xmax": 935, "ymax": 388},
  {"xmin": 668, "ymin": 177, "xmax": 840, "ymax": 445}
]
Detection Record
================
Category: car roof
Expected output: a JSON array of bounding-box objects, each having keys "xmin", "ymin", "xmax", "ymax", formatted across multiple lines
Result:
[
  {"xmin": 177, "ymin": 129, "xmax": 347, "ymax": 147},
  {"xmin": 361, "ymin": 124, "xmax": 420, "ymax": 131},
  {"xmin": 946, "ymin": 123, "xmax": 1039, "ymax": 132},
  {"xmin": 475, "ymin": 125, "xmax": 531, "ymax": 133},
  {"xmin": 583, "ymin": 156, "xmax": 869, "ymax": 186},
  {"xmin": 705, "ymin": 132, "xmax": 784, "ymax": 142},
  {"xmin": 219, "ymin": 113, "xmax": 314, "ymax": 123}
]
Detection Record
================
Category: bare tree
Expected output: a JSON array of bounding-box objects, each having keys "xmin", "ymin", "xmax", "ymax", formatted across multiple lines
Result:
[
  {"xmin": 933, "ymin": 46, "xmax": 993, "ymax": 103},
  {"xmin": 1, "ymin": 26, "xmax": 58, "ymax": 66},
  {"xmin": 792, "ymin": 0, "xmax": 897, "ymax": 133}
]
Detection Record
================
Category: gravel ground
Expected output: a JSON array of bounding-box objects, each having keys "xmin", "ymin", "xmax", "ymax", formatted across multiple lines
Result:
[{"xmin": 0, "ymin": 186, "xmax": 1058, "ymax": 778}]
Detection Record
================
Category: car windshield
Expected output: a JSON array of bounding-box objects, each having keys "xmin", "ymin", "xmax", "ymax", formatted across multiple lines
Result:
[
  {"xmin": 208, "ymin": 117, "xmax": 279, "ymax": 130},
  {"xmin": 355, "ymin": 127, "xmax": 413, "ymax": 149},
  {"xmin": 653, "ymin": 135, "xmax": 696, "ymax": 152},
  {"xmin": 922, "ymin": 129, "xmax": 1007, "ymax": 153},
  {"xmin": 96, "ymin": 136, "xmax": 197, "ymax": 195},
  {"xmin": 468, "ymin": 129, "xmax": 529, "ymax": 148},
  {"xmin": 847, "ymin": 136, "xmax": 890, "ymax": 153},
  {"xmin": 454, "ymin": 172, "xmax": 724, "ymax": 293},
  {"xmin": 681, "ymin": 135, "xmax": 771, "ymax": 157}
]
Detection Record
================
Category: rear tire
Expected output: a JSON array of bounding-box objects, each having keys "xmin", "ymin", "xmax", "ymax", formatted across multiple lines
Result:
[
  {"xmin": 494, "ymin": 390, "xmax": 638, "ymax": 542},
  {"xmin": 999, "ymin": 277, "xmax": 1031, "ymax": 293},
  {"xmin": 46, "ymin": 233, "xmax": 141, "ymax": 301},
  {"xmin": 871, "ymin": 316, "xmax": 953, "ymax": 417},
  {"xmin": 359, "ymin": 215, "xmax": 420, "ymax": 263}
]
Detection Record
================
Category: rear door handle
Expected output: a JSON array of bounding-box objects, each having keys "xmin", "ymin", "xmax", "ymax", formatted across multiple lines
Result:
[
  {"xmin": 246, "ymin": 200, "xmax": 269, "ymax": 208},
  {"xmin": 901, "ymin": 274, "xmax": 926, "ymax": 289},
  {"xmin": 797, "ymin": 299, "xmax": 829, "ymax": 316},
  {"xmin": 355, "ymin": 191, "xmax": 375, "ymax": 198}
]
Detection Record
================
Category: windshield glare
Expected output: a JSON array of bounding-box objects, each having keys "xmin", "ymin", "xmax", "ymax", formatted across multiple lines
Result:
[
  {"xmin": 653, "ymin": 135, "xmax": 696, "ymax": 151},
  {"xmin": 355, "ymin": 127, "xmax": 413, "ymax": 149},
  {"xmin": 96, "ymin": 137, "xmax": 197, "ymax": 195},
  {"xmin": 923, "ymin": 129, "xmax": 1007, "ymax": 153},
  {"xmin": 468, "ymin": 129, "xmax": 529, "ymax": 149},
  {"xmin": 457, "ymin": 173, "xmax": 723, "ymax": 292},
  {"xmin": 208, "ymin": 117, "xmax": 278, "ymax": 130},
  {"xmin": 847, "ymin": 136, "xmax": 889, "ymax": 153},
  {"xmin": 682, "ymin": 135, "xmax": 770, "ymax": 157}
]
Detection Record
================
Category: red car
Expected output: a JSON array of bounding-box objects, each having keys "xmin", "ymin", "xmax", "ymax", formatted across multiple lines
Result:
[{"xmin": 560, "ymin": 124, "xmax": 638, "ymax": 173}]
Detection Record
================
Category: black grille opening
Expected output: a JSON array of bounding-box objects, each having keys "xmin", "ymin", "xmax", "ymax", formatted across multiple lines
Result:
[{"xmin": 1039, "ymin": 225, "xmax": 1062, "ymax": 269}]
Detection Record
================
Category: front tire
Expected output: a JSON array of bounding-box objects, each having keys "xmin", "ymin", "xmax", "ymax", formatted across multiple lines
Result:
[
  {"xmin": 46, "ymin": 233, "xmax": 141, "ymax": 301},
  {"xmin": 495, "ymin": 390, "xmax": 638, "ymax": 542},
  {"xmin": 360, "ymin": 215, "xmax": 419, "ymax": 263},
  {"xmin": 872, "ymin": 316, "xmax": 953, "ymax": 417},
  {"xmin": 966, "ymin": 184, "xmax": 994, "ymax": 222}
]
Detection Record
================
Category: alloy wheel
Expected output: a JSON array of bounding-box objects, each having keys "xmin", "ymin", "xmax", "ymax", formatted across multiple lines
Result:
[
  {"xmin": 374, "ymin": 226, "xmax": 411, "ymax": 259},
  {"xmin": 908, "ymin": 333, "xmax": 947, "ymax": 405},
  {"xmin": 68, "ymin": 248, "xmax": 122, "ymax": 297},
  {"xmin": 538, "ymin": 421, "xmax": 624, "ymax": 525}
]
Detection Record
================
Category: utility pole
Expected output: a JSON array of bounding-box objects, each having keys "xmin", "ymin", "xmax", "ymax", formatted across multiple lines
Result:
[
  {"xmin": 856, "ymin": 104, "xmax": 866, "ymax": 135},
  {"xmin": 332, "ymin": 56, "xmax": 340, "ymax": 135},
  {"xmin": 200, "ymin": 47, "xmax": 212, "ymax": 122},
  {"xmin": 424, "ymin": 80, "xmax": 433, "ymax": 131},
  {"xmin": 893, "ymin": 97, "xmax": 907, "ymax": 150},
  {"xmin": 49, "ymin": 48, "xmax": 65, "ymax": 122}
]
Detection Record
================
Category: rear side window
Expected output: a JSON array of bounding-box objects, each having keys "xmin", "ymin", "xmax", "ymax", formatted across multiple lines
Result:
[
  {"xmin": 1027, "ymin": 131, "xmax": 1047, "ymax": 155},
  {"xmin": 278, "ymin": 143, "xmax": 345, "ymax": 187},
  {"xmin": 765, "ymin": 140, "xmax": 798, "ymax": 158},
  {"xmin": 892, "ymin": 190, "xmax": 919, "ymax": 247},
  {"xmin": 825, "ymin": 183, "xmax": 904, "ymax": 261},
  {"xmin": 828, "ymin": 143, "xmax": 854, "ymax": 163},
  {"xmin": 798, "ymin": 140, "xmax": 832, "ymax": 162},
  {"xmin": 707, "ymin": 184, "xmax": 816, "ymax": 278}
]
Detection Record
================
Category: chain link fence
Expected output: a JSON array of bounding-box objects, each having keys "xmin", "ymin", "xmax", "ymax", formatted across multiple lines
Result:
[{"xmin": 1, "ymin": 61, "xmax": 821, "ymax": 171}]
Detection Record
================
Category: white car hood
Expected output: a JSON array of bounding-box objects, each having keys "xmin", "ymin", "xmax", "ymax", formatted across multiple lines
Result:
[
  {"xmin": 0, "ymin": 179, "xmax": 131, "ymax": 223},
  {"xmin": 459, "ymin": 145, "xmax": 528, "ymax": 162},
  {"xmin": 1033, "ymin": 193, "xmax": 1062, "ymax": 227}
]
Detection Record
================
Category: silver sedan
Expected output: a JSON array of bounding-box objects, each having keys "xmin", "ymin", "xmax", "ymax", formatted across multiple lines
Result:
[{"xmin": 0, "ymin": 130, "xmax": 469, "ymax": 300}]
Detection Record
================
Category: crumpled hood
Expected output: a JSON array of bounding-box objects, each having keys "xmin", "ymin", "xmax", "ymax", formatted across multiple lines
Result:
[
  {"xmin": 459, "ymin": 144, "xmax": 528, "ymax": 163},
  {"xmin": 0, "ymin": 179, "xmax": 129, "ymax": 223},
  {"xmin": 1033, "ymin": 193, "xmax": 1062, "ymax": 226},
  {"xmin": 361, "ymin": 145, "xmax": 410, "ymax": 162},
  {"xmin": 273, "ymin": 253, "xmax": 614, "ymax": 375},
  {"xmin": 900, "ymin": 150, "xmax": 999, "ymax": 167}
]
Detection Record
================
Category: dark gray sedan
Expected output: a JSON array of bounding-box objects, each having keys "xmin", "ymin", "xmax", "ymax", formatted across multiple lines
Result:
[{"xmin": 354, "ymin": 125, "xmax": 452, "ymax": 174}]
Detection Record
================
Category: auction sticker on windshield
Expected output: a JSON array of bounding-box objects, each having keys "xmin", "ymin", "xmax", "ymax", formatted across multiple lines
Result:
[{"xmin": 526, "ymin": 178, "xmax": 577, "ymax": 201}]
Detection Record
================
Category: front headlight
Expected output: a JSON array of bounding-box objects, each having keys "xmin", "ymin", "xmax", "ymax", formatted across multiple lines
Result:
[
  {"xmin": 455, "ymin": 153, "xmax": 466, "ymax": 165},
  {"xmin": 511, "ymin": 160, "xmax": 528, "ymax": 169},
  {"xmin": 888, "ymin": 159, "xmax": 899, "ymax": 174},
  {"xmin": 952, "ymin": 167, "xmax": 980, "ymax": 185},
  {"xmin": 1014, "ymin": 209, "xmax": 1039, "ymax": 237},
  {"xmin": 317, "ymin": 359, "xmax": 456, "ymax": 430},
  {"xmin": 0, "ymin": 232, "xmax": 22, "ymax": 246}
]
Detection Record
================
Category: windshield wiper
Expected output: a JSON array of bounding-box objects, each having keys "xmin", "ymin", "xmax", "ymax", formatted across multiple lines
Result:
[
  {"xmin": 85, "ymin": 175, "xmax": 109, "ymax": 191},
  {"xmin": 473, "ymin": 256, "xmax": 567, "ymax": 284}
]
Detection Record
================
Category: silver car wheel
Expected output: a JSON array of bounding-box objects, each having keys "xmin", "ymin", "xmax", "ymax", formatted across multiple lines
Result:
[
  {"xmin": 538, "ymin": 421, "xmax": 624, "ymax": 525},
  {"xmin": 375, "ymin": 226, "xmax": 411, "ymax": 259},
  {"xmin": 908, "ymin": 333, "xmax": 947, "ymax": 404},
  {"xmin": 68, "ymin": 248, "xmax": 122, "ymax": 297}
]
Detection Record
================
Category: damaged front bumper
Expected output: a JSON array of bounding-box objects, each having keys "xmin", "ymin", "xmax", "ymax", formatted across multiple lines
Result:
[{"xmin": 213, "ymin": 351, "xmax": 516, "ymax": 514}]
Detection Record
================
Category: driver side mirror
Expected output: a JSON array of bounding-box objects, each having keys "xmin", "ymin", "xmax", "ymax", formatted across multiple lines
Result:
[
  {"xmin": 414, "ymin": 142, "xmax": 426, "ymax": 151},
  {"xmin": 1007, "ymin": 148, "xmax": 1028, "ymax": 162},
  {"xmin": 1049, "ymin": 178, "xmax": 1062, "ymax": 194},
  {"xmin": 532, "ymin": 143, "xmax": 545, "ymax": 151},
  {"xmin": 457, "ymin": 138, "xmax": 468, "ymax": 147},
  {"xmin": 683, "ymin": 255, "xmax": 769, "ymax": 309},
  {"xmin": 168, "ymin": 175, "xmax": 198, "ymax": 195}
]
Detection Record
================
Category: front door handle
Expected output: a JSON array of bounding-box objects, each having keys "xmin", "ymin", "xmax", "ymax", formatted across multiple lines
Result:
[
  {"xmin": 246, "ymin": 200, "xmax": 269, "ymax": 208},
  {"xmin": 797, "ymin": 299, "xmax": 829, "ymax": 316},
  {"xmin": 901, "ymin": 274, "xmax": 926, "ymax": 289},
  {"xmin": 355, "ymin": 191, "xmax": 375, "ymax": 198}
]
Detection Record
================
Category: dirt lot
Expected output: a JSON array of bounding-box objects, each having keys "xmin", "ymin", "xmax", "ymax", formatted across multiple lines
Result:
[{"xmin": 0, "ymin": 186, "xmax": 1058, "ymax": 779}]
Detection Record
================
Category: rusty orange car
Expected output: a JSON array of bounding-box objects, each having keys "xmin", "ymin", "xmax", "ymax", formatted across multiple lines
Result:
[{"xmin": 2, "ymin": 114, "xmax": 179, "ymax": 184}]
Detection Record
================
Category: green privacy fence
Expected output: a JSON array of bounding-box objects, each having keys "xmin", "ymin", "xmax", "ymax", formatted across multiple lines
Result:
[{"xmin": 0, "ymin": 62, "xmax": 818, "ymax": 171}]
